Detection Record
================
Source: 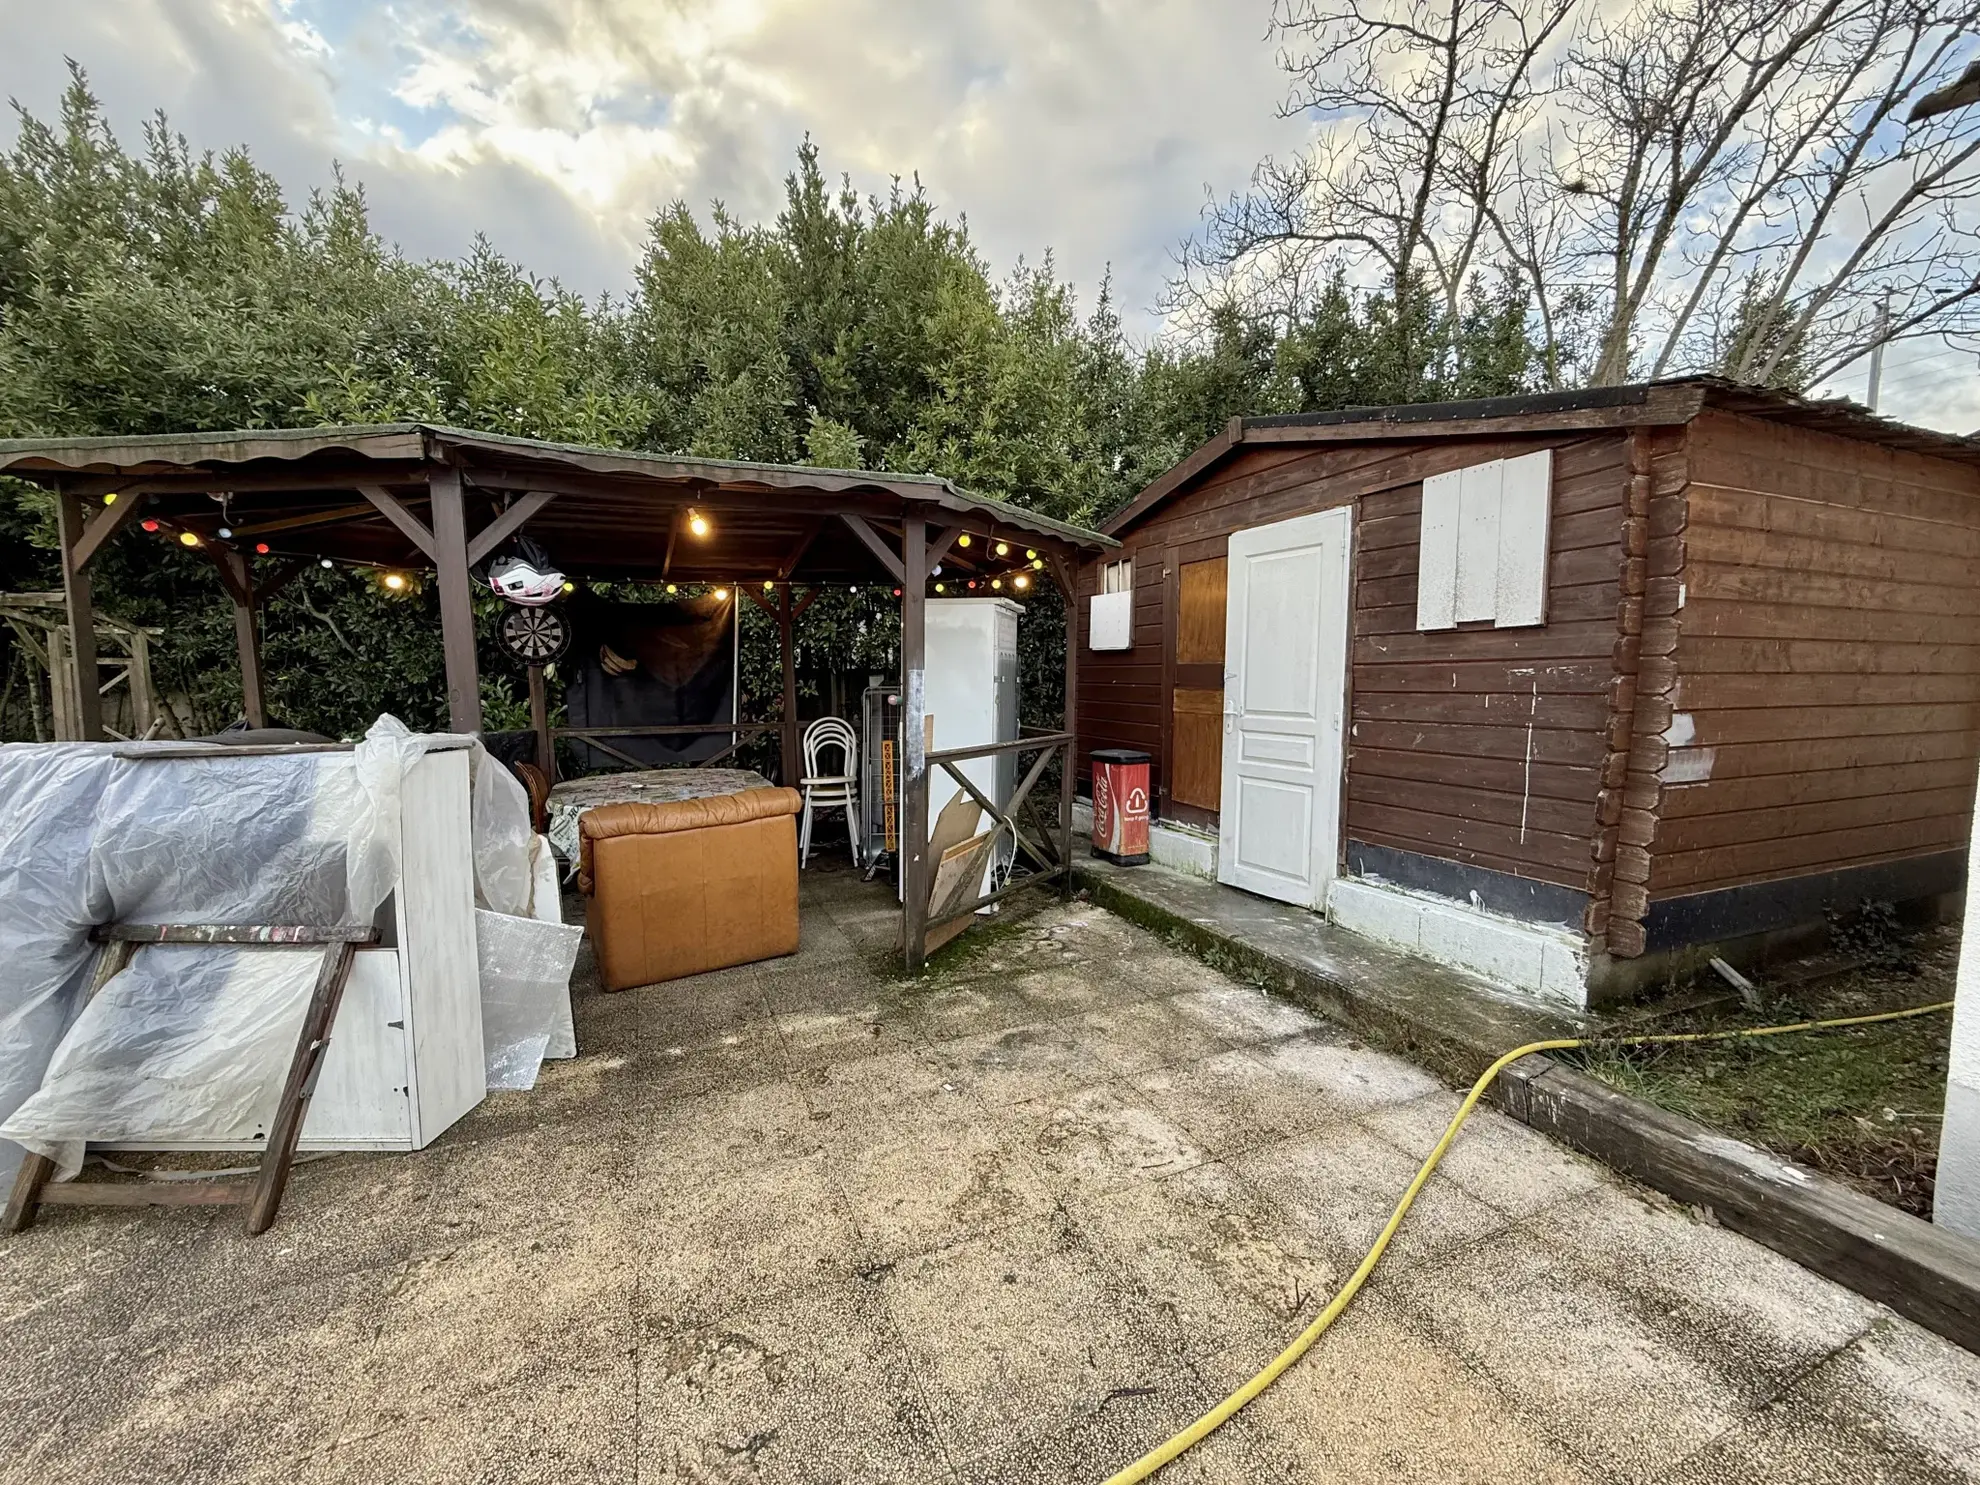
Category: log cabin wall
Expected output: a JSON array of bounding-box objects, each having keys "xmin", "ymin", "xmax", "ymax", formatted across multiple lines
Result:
[
  {"xmin": 1635, "ymin": 410, "xmax": 1980, "ymax": 950},
  {"xmin": 1077, "ymin": 431, "xmax": 1637, "ymax": 925}
]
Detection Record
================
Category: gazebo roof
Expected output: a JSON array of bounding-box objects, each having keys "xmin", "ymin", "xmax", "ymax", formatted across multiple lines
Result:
[{"xmin": 0, "ymin": 422, "xmax": 1114, "ymax": 583}]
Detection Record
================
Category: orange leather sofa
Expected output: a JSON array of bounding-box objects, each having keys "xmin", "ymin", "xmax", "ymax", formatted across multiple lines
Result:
[{"xmin": 578, "ymin": 787, "xmax": 803, "ymax": 991}]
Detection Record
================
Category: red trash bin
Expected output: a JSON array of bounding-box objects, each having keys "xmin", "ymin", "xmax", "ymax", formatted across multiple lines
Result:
[{"xmin": 1090, "ymin": 748, "xmax": 1151, "ymax": 865}]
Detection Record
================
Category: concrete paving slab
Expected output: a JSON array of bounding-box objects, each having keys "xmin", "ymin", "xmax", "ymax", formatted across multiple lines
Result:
[
  {"xmin": 638, "ymin": 1278, "xmax": 952, "ymax": 1484},
  {"xmin": 1237, "ymin": 1122, "xmax": 1513, "ymax": 1273},
  {"xmin": 820, "ymin": 1090, "xmax": 1059, "ymax": 1263},
  {"xmin": 1393, "ymin": 1223, "xmax": 1750, "ymax": 1482},
  {"xmin": 879, "ymin": 1210, "xmax": 1178, "ymax": 1469},
  {"xmin": 5, "ymin": 870, "xmax": 1973, "ymax": 1485},
  {"xmin": 1525, "ymin": 1182, "xmax": 1885, "ymax": 1390},
  {"xmin": 938, "ymin": 1020, "xmax": 1124, "ymax": 1107},
  {"xmin": 1062, "ymin": 997, "xmax": 1235, "ymax": 1079},
  {"xmin": 1165, "ymin": 983, "xmax": 1328, "ymax": 1047},
  {"xmin": 1221, "ymin": 1291, "xmax": 1600, "ymax": 1484},
  {"xmin": 1243, "ymin": 1034, "xmax": 1445, "ymax": 1115},
  {"xmin": 629, "ymin": 1150, "xmax": 864, "ymax": 1329},
  {"xmin": 1011, "ymin": 1082, "xmax": 1210, "ymax": 1196},
  {"xmin": 1360, "ymin": 1092, "xmax": 1607, "ymax": 1219},
  {"xmin": 1063, "ymin": 1161, "xmax": 1339, "ymax": 1372},
  {"xmin": 1129, "ymin": 1047, "xmax": 1353, "ymax": 1159}
]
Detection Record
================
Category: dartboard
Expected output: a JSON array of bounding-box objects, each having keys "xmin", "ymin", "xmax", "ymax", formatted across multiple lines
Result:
[{"xmin": 498, "ymin": 603, "xmax": 573, "ymax": 665}]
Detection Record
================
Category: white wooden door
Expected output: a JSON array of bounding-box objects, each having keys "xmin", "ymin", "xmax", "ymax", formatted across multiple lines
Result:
[{"xmin": 1218, "ymin": 507, "xmax": 1353, "ymax": 908}]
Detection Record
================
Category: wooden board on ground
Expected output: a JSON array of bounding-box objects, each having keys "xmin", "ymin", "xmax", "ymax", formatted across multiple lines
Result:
[{"xmin": 926, "ymin": 830, "xmax": 998, "ymax": 952}]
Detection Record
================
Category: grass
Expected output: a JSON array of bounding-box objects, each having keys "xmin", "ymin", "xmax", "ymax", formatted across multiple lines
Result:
[{"xmin": 1567, "ymin": 919, "xmax": 1958, "ymax": 1217}]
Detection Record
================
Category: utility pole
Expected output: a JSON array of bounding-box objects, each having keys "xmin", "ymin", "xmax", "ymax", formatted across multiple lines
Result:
[{"xmin": 1867, "ymin": 295, "xmax": 1891, "ymax": 411}]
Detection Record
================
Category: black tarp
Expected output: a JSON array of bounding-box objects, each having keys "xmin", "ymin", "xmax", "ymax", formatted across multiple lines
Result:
[{"xmin": 563, "ymin": 593, "xmax": 737, "ymax": 769}]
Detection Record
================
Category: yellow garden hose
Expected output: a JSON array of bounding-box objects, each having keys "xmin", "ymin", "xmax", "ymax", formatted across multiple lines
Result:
[{"xmin": 1101, "ymin": 999, "xmax": 1956, "ymax": 1485}]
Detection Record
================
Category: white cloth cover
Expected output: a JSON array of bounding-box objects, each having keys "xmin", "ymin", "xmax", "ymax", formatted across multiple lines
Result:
[{"xmin": 0, "ymin": 716, "xmax": 572, "ymax": 1179}]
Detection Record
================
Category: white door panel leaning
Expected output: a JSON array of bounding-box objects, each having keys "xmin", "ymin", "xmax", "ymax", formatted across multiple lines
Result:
[{"xmin": 1218, "ymin": 507, "xmax": 1352, "ymax": 909}]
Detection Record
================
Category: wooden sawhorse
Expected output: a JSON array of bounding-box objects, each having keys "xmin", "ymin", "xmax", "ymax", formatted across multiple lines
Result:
[{"xmin": 2, "ymin": 922, "xmax": 379, "ymax": 1236}]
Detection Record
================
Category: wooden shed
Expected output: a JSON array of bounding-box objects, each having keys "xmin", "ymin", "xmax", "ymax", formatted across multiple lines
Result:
[{"xmin": 1075, "ymin": 377, "xmax": 1980, "ymax": 1007}]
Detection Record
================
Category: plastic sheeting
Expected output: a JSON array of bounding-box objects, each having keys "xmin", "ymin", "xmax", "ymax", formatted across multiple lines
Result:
[
  {"xmin": 476, "ymin": 910, "xmax": 583, "ymax": 1091},
  {"xmin": 0, "ymin": 715, "xmax": 573, "ymax": 1179}
]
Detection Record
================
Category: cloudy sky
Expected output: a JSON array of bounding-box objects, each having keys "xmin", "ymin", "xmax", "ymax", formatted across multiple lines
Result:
[
  {"xmin": 1, "ymin": 0, "xmax": 1972, "ymax": 428},
  {"xmin": 0, "ymin": 0, "xmax": 1301, "ymax": 335}
]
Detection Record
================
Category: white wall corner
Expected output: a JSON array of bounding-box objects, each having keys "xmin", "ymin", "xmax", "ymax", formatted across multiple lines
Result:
[
  {"xmin": 1326, "ymin": 877, "xmax": 1425, "ymax": 951},
  {"xmin": 1328, "ymin": 877, "xmax": 1589, "ymax": 1008}
]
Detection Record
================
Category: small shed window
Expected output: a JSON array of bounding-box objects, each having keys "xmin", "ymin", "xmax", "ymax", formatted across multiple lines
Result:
[
  {"xmin": 1090, "ymin": 558, "xmax": 1135, "ymax": 650},
  {"xmin": 1416, "ymin": 449, "xmax": 1552, "ymax": 630}
]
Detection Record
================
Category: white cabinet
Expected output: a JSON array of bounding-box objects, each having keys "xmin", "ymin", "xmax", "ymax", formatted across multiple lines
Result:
[{"xmin": 908, "ymin": 599, "xmax": 1021, "ymax": 896}]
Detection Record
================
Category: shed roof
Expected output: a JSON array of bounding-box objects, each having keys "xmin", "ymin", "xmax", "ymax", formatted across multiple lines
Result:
[
  {"xmin": 1103, "ymin": 376, "xmax": 1980, "ymax": 538},
  {"xmin": 0, "ymin": 422, "xmax": 1112, "ymax": 582}
]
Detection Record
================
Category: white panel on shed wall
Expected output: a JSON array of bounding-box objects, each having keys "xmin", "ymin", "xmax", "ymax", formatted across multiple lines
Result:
[
  {"xmin": 1415, "ymin": 468, "xmax": 1461, "ymax": 630},
  {"xmin": 1454, "ymin": 459, "xmax": 1503, "ymax": 623},
  {"xmin": 1089, "ymin": 589, "xmax": 1134, "ymax": 650},
  {"xmin": 1494, "ymin": 449, "xmax": 1553, "ymax": 627}
]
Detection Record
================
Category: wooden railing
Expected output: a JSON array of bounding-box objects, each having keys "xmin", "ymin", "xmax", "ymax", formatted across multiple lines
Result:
[
  {"xmin": 906, "ymin": 729, "xmax": 1077, "ymax": 969},
  {"xmin": 546, "ymin": 721, "xmax": 783, "ymax": 775}
]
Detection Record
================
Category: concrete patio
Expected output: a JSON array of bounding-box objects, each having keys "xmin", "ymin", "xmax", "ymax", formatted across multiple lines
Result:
[{"xmin": 3, "ymin": 861, "xmax": 1979, "ymax": 1484}]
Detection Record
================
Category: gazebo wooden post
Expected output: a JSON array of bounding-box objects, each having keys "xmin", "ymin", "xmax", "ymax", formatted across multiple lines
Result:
[
  {"xmin": 778, "ymin": 584, "xmax": 798, "ymax": 786},
  {"xmin": 901, "ymin": 517, "xmax": 931, "ymax": 973},
  {"xmin": 1051, "ymin": 547, "xmax": 1079, "ymax": 897},
  {"xmin": 528, "ymin": 664, "xmax": 553, "ymax": 778},
  {"xmin": 54, "ymin": 489, "xmax": 104, "ymax": 741},
  {"xmin": 428, "ymin": 468, "xmax": 482, "ymax": 734},
  {"xmin": 236, "ymin": 598, "xmax": 267, "ymax": 729},
  {"xmin": 219, "ymin": 550, "xmax": 269, "ymax": 730}
]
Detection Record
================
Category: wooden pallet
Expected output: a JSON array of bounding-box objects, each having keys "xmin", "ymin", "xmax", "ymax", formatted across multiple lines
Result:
[{"xmin": 2, "ymin": 922, "xmax": 379, "ymax": 1236}]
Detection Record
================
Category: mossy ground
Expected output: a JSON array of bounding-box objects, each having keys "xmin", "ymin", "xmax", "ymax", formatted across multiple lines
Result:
[{"xmin": 1568, "ymin": 921, "xmax": 1959, "ymax": 1217}]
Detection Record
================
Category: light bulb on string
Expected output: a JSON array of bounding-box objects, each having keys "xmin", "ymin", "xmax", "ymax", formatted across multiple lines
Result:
[
  {"xmin": 934, "ymin": 582, "xmax": 945, "ymax": 594},
  {"xmin": 141, "ymin": 519, "xmax": 160, "ymax": 533},
  {"xmin": 177, "ymin": 531, "xmax": 201, "ymax": 548},
  {"xmin": 714, "ymin": 586, "xmax": 730, "ymax": 600},
  {"xmin": 666, "ymin": 583, "xmax": 678, "ymax": 594},
  {"xmin": 688, "ymin": 509, "xmax": 710, "ymax": 537},
  {"xmin": 995, "ymin": 541, "xmax": 1008, "ymax": 556},
  {"xmin": 320, "ymin": 558, "xmax": 334, "ymax": 569},
  {"xmin": 1025, "ymin": 549, "xmax": 1037, "ymax": 560},
  {"xmin": 957, "ymin": 533, "xmax": 971, "ymax": 548},
  {"xmin": 1013, "ymin": 573, "xmax": 1030, "ymax": 591},
  {"xmin": 991, "ymin": 578, "xmax": 1003, "ymax": 591},
  {"xmin": 217, "ymin": 527, "xmax": 232, "ymax": 540},
  {"xmin": 255, "ymin": 543, "xmax": 270, "ymax": 555}
]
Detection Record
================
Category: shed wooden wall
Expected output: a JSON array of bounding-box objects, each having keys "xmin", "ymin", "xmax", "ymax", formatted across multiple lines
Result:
[
  {"xmin": 1077, "ymin": 431, "xmax": 1636, "ymax": 900},
  {"xmin": 1643, "ymin": 410, "xmax": 1980, "ymax": 909}
]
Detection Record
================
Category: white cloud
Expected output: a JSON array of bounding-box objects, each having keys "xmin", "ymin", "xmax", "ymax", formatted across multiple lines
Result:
[
  {"xmin": 3, "ymin": 0, "xmax": 1972, "ymax": 430},
  {"xmin": 0, "ymin": 0, "xmax": 1297, "ymax": 334}
]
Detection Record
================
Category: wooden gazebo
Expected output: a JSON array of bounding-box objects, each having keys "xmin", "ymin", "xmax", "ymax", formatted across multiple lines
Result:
[{"xmin": 0, "ymin": 423, "xmax": 1115, "ymax": 968}]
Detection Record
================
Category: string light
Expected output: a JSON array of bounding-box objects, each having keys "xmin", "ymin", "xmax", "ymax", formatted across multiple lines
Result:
[
  {"xmin": 217, "ymin": 527, "xmax": 233, "ymax": 539},
  {"xmin": 177, "ymin": 531, "xmax": 201, "ymax": 548},
  {"xmin": 1026, "ymin": 549, "xmax": 1037, "ymax": 560},
  {"xmin": 714, "ymin": 586, "xmax": 730, "ymax": 600},
  {"xmin": 1013, "ymin": 573, "xmax": 1030, "ymax": 591},
  {"xmin": 995, "ymin": 541, "xmax": 1008, "ymax": 556},
  {"xmin": 934, "ymin": 582, "xmax": 945, "ymax": 593},
  {"xmin": 1031, "ymin": 558, "xmax": 1044, "ymax": 570},
  {"xmin": 562, "ymin": 581, "xmax": 576, "ymax": 592},
  {"xmin": 957, "ymin": 533, "xmax": 971, "ymax": 547},
  {"xmin": 141, "ymin": 519, "xmax": 160, "ymax": 533},
  {"xmin": 103, "ymin": 492, "xmax": 119, "ymax": 506},
  {"xmin": 688, "ymin": 509, "xmax": 710, "ymax": 538},
  {"xmin": 666, "ymin": 583, "xmax": 678, "ymax": 594},
  {"xmin": 383, "ymin": 573, "xmax": 408, "ymax": 592},
  {"xmin": 255, "ymin": 543, "xmax": 270, "ymax": 555},
  {"xmin": 764, "ymin": 580, "xmax": 775, "ymax": 591},
  {"xmin": 992, "ymin": 578, "xmax": 1003, "ymax": 590},
  {"xmin": 320, "ymin": 558, "xmax": 334, "ymax": 569}
]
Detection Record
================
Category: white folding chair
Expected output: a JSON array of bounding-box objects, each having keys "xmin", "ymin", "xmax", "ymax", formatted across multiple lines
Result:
[{"xmin": 799, "ymin": 716, "xmax": 861, "ymax": 867}]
